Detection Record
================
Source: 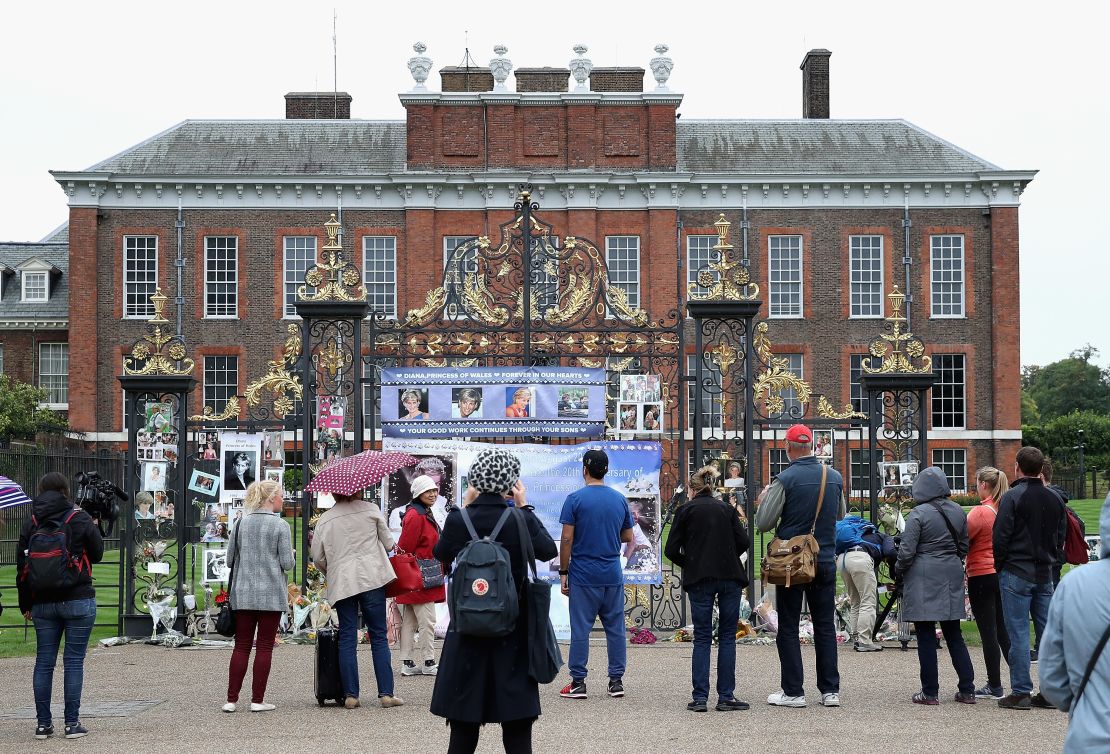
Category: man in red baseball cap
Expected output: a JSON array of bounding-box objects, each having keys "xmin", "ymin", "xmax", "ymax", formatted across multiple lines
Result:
[{"xmin": 755, "ymin": 424, "xmax": 846, "ymax": 709}]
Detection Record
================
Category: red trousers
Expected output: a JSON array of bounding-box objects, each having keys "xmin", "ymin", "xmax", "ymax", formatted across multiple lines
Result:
[{"xmin": 226, "ymin": 610, "xmax": 281, "ymax": 704}]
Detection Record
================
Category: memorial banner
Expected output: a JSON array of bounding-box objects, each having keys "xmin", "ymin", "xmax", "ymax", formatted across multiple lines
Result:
[
  {"xmin": 382, "ymin": 438, "xmax": 663, "ymax": 584},
  {"xmin": 380, "ymin": 366, "xmax": 606, "ymax": 438}
]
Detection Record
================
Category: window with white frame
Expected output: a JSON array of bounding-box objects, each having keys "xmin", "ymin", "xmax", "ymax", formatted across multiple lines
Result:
[
  {"xmin": 768, "ymin": 235, "xmax": 803, "ymax": 317},
  {"xmin": 932, "ymin": 448, "xmax": 968, "ymax": 492},
  {"xmin": 22, "ymin": 271, "xmax": 48, "ymax": 302},
  {"xmin": 203, "ymin": 356, "xmax": 238, "ymax": 421},
  {"xmin": 38, "ymin": 343, "xmax": 68, "ymax": 406},
  {"xmin": 769, "ymin": 448, "xmax": 790, "ymax": 478},
  {"xmin": 768, "ymin": 353, "xmax": 804, "ymax": 424},
  {"xmin": 606, "ymin": 236, "xmax": 640, "ymax": 311},
  {"xmin": 204, "ymin": 236, "xmax": 238, "ymax": 317},
  {"xmin": 687, "ymin": 235, "xmax": 719, "ymax": 301},
  {"xmin": 930, "ymin": 235, "xmax": 965, "ymax": 317},
  {"xmin": 0, "ymin": 343, "xmax": 5, "ymax": 374},
  {"xmin": 363, "ymin": 237, "xmax": 397, "ymax": 318},
  {"xmin": 849, "ymin": 449, "xmax": 883, "ymax": 497},
  {"xmin": 443, "ymin": 236, "xmax": 477, "ymax": 316},
  {"xmin": 283, "ymin": 236, "xmax": 317, "ymax": 317},
  {"xmin": 931, "ymin": 354, "xmax": 966, "ymax": 429},
  {"xmin": 124, "ymin": 236, "xmax": 158, "ymax": 318},
  {"xmin": 849, "ymin": 235, "xmax": 883, "ymax": 317},
  {"xmin": 687, "ymin": 353, "xmax": 723, "ymax": 430},
  {"xmin": 850, "ymin": 353, "xmax": 882, "ymax": 416}
]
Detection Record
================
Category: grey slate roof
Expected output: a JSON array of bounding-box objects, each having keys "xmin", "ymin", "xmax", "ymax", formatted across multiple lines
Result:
[
  {"xmin": 40, "ymin": 223, "xmax": 69, "ymax": 243},
  {"xmin": 76, "ymin": 117, "xmax": 1002, "ymax": 178},
  {"xmin": 0, "ymin": 243, "xmax": 69, "ymax": 320},
  {"xmin": 675, "ymin": 119, "xmax": 999, "ymax": 174},
  {"xmin": 86, "ymin": 120, "xmax": 407, "ymax": 176}
]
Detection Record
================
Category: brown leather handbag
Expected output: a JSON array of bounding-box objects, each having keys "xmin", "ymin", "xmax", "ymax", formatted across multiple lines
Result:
[{"xmin": 762, "ymin": 464, "xmax": 827, "ymax": 588}]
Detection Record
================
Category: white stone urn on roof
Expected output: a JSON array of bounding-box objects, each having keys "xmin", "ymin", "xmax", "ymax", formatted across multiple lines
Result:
[
  {"xmin": 569, "ymin": 44, "xmax": 592, "ymax": 93},
  {"xmin": 408, "ymin": 42, "xmax": 432, "ymax": 92},
  {"xmin": 649, "ymin": 44, "xmax": 673, "ymax": 91},
  {"xmin": 490, "ymin": 45, "xmax": 512, "ymax": 92}
]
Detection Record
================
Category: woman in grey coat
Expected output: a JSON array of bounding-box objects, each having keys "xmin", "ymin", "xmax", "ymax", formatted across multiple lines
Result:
[
  {"xmin": 223, "ymin": 479, "xmax": 294, "ymax": 713},
  {"xmin": 896, "ymin": 466, "xmax": 976, "ymax": 705}
]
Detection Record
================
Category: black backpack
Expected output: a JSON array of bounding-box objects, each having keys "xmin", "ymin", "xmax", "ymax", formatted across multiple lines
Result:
[
  {"xmin": 21, "ymin": 510, "xmax": 90, "ymax": 592},
  {"xmin": 448, "ymin": 507, "xmax": 518, "ymax": 638}
]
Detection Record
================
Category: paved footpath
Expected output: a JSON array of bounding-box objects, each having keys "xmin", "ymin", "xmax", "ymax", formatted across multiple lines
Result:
[{"xmin": 0, "ymin": 639, "xmax": 1067, "ymax": 752}]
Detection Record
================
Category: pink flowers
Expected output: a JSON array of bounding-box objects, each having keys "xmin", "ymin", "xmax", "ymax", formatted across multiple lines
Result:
[{"xmin": 629, "ymin": 627, "xmax": 657, "ymax": 644}]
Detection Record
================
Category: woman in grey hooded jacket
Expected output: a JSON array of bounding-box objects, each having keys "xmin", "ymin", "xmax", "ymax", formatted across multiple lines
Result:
[{"xmin": 896, "ymin": 466, "xmax": 976, "ymax": 705}]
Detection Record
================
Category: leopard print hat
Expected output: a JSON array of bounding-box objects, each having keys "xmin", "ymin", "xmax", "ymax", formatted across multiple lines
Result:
[{"xmin": 467, "ymin": 448, "xmax": 521, "ymax": 494}]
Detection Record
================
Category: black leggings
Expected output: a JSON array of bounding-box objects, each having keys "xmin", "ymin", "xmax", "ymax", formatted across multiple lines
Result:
[
  {"xmin": 968, "ymin": 573, "xmax": 1011, "ymax": 689},
  {"xmin": 447, "ymin": 718, "xmax": 534, "ymax": 754}
]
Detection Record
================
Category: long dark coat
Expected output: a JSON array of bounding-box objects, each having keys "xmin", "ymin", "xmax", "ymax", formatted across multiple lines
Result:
[{"xmin": 430, "ymin": 495, "xmax": 557, "ymax": 724}]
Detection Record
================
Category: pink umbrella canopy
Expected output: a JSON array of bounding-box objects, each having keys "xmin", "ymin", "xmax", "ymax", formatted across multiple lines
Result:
[{"xmin": 304, "ymin": 450, "xmax": 420, "ymax": 496}]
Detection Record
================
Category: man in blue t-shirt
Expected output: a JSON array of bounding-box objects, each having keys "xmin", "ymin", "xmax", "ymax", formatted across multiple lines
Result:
[{"xmin": 558, "ymin": 449, "xmax": 634, "ymax": 700}]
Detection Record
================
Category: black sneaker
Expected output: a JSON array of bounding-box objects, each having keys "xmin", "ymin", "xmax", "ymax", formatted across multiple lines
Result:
[
  {"xmin": 1030, "ymin": 649, "xmax": 1038, "ymax": 663},
  {"xmin": 716, "ymin": 698, "xmax": 751, "ymax": 711},
  {"xmin": 607, "ymin": 678, "xmax": 625, "ymax": 697},
  {"xmin": 998, "ymin": 692, "xmax": 1032, "ymax": 710},
  {"xmin": 64, "ymin": 723, "xmax": 88, "ymax": 739},
  {"xmin": 1030, "ymin": 692, "xmax": 1055, "ymax": 709},
  {"xmin": 687, "ymin": 699, "xmax": 707, "ymax": 712},
  {"xmin": 34, "ymin": 724, "xmax": 53, "ymax": 740},
  {"xmin": 560, "ymin": 680, "xmax": 587, "ymax": 699}
]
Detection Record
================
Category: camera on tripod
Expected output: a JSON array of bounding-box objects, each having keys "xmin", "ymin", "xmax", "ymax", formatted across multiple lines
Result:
[{"xmin": 74, "ymin": 471, "xmax": 126, "ymax": 537}]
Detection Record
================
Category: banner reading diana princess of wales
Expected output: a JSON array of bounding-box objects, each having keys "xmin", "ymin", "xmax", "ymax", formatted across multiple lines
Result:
[
  {"xmin": 379, "ymin": 366, "xmax": 606, "ymax": 438},
  {"xmin": 381, "ymin": 438, "xmax": 663, "ymax": 585}
]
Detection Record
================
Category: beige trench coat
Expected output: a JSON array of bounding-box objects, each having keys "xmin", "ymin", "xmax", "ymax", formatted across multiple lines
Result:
[{"xmin": 310, "ymin": 500, "xmax": 396, "ymax": 604}]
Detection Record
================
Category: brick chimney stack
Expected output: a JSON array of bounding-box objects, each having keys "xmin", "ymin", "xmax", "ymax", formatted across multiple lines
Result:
[
  {"xmin": 285, "ymin": 92, "xmax": 352, "ymax": 119},
  {"xmin": 800, "ymin": 49, "xmax": 831, "ymax": 119}
]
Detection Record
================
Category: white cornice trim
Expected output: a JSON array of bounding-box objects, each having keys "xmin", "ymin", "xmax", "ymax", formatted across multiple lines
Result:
[
  {"xmin": 397, "ymin": 91, "xmax": 683, "ymax": 107},
  {"xmin": 51, "ymin": 172, "xmax": 1035, "ymax": 211},
  {"xmin": 0, "ymin": 318, "xmax": 68, "ymax": 330}
]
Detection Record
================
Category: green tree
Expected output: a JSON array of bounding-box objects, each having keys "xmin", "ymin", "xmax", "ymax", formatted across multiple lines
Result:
[
  {"xmin": 0, "ymin": 375, "xmax": 70, "ymax": 441},
  {"xmin": 1021, "ymin": 390, "xmax": 1041, "ymax": 424},
  {"xmin": 1023, "ymin": 410, "xmax": 1110, "ymax": 472},
  {"xmin": 1024, "ymin": 347, "xmax": 1110, "ymax": 420}
]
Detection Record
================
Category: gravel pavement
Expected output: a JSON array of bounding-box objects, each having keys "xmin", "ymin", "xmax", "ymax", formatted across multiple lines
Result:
[{"xmin": 0, "ymin": 638, "xmax": 1067, "ymax": 752}]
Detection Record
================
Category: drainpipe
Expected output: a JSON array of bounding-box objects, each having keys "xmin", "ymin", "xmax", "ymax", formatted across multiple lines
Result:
[
  {"xmin": 902, "ymin": 200, "xmax": 912, "ymax": 331},
  {"xmin": 741, "ymin": 198, "xmax": 750, "ymax": 266},
  {"xmin": 175, "ymin": 202, "xmax": 185, "ymax": 337}
]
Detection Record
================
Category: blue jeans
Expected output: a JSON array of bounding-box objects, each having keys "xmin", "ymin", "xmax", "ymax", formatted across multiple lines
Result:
[
  {"xmin": 568, "ymin": 583, "xmax": 626, "ymax": 681},
  {"xmin": 335, "ymin": 588, "xmax": 394, "ymax": 699},
  {"xmin": 31, "ymin": 597, "xmax": 97, "ymax": 726},
  {"xmin": 686, "ymin": 579, "xmax": 743, "ymax": 702},
  {"xmin": 774, "ymin": 562, "xmax": 840, "ymax": 697},
  {"xmin": 999, "ymin": 569, "xmax": 1053, "ymax": 695}
]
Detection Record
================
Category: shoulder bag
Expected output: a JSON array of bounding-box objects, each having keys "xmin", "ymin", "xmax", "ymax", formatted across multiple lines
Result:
[
  {"xmin": 215, "ymin": 522, "xmax": 241, "ymax": 637},
  {"xmin": 513, "ymin": 507, "xmax": 563, "ymax": 684},
  {"xmin": 762, "ymin": 464, "xmax": 826, "ymax": 588},
  {"xmin": 926, "ymin": 499, "xmax": 964, "ymax": 562}
]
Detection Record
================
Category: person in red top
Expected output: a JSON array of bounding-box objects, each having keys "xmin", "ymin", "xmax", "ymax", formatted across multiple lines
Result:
[
  {"xmin": 966, "ymin": 466, "xmax": 1012, "ymax": 700},
  {"xmin": 396, "ymin": 475, "xmax": 446, "ymax": 676}
]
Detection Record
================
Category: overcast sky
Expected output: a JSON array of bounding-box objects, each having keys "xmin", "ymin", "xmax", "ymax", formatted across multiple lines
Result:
[{"xmin": 1, "ymin": 0, "xmax": 1101, "ymax": 369}]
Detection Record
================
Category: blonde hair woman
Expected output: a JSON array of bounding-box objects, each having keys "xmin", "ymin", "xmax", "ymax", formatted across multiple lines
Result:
[
  {"xmin": 310, "ymin": 490, "xmax": 402, "ymax": 710},
  {"xmin": 966, "ymin": 466, "xmax": 1011, "ymax": 700},
  {"xmin": 223, "ymin": 480, "xmax": 294, "ymax": 713}
]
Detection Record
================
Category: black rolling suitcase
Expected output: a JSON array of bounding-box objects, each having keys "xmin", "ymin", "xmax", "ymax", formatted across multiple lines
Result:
[{"xmin": 315, "ymin": 628, "xmax": 344, "ymax": 706}]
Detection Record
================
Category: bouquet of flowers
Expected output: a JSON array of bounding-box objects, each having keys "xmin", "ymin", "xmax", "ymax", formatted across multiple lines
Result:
[
  {"xmin": 629, "ymin": 627, "xmax": 657, "ymax": 644},
  {"xmin": 671, "ymin": 626, "xmax": 693, "ymax": 642},
  {"xmin": 213, "ymin": 588, "xmax": 229, "ymax": 607}
]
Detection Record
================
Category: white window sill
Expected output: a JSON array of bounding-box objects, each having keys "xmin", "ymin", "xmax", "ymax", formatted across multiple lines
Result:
[
  {"xmin": 40, "ymin": 403, "xmax": 69, "ymax": 411},
  {"xmin": 929, "ymin": 314, "xmax": 966, "ymax": 320},
  {"xmin": 203, "ymin": 315, "xmax": 240, "ymax": 320},
  {"xmin": 768, "ymin": 314, "xmax": 805, "ymax": 320},
  {"xmin": 848, "ymin": 314, "xmax": 883, "ymax": 320}
]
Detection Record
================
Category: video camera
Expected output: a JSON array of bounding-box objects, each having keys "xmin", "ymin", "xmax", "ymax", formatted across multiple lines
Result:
[{"xmin": 74, "ymin": 471, "xmax": 125, "ymax": 537}]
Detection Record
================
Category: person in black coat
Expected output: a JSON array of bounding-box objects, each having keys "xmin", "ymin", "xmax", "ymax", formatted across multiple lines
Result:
[
  {"xmin": 17, "ymin": 472, "xmax": 104, "ymax": 740},
  {"xmin": 431, "ymin": 448, "xmax": 557, "ymax": 754},
  {"xmin": 665, "ymin": 465, "xmax": 751, "ymax": 712}
]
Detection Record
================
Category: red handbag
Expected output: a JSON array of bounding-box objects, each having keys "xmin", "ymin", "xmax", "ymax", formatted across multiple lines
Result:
[{"xmin": 385, "ymin": 551, "xmax": 423, "ymax": 598}]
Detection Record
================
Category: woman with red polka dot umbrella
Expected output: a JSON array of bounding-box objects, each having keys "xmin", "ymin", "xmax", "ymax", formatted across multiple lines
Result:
[
  {"xmin": 305, "ymin": 451, "xmax": 420, "ymax": 496},
  {"xmin": 307, "ymin": 449, "xmax": 420, "ymax": 709}
]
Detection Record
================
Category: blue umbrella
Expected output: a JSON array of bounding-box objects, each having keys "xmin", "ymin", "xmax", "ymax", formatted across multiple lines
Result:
[{"xmin": 0, "ymin": 475, "xmax": 32, "ymax": 510}]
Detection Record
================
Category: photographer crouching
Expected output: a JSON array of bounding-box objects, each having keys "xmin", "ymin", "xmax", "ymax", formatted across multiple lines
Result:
[{"xmin": 17, "ymin": 472, "xmax": 104, "ymax": 740}]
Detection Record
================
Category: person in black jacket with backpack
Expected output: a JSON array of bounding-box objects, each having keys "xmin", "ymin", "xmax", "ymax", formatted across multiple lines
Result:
[
  {"xmin": 431, "ymin": 448, "xmax": 557, "ymax": 754},
  {"xmin": 17, "ymin": 472, "xmax": 104, "ymax": 741}
]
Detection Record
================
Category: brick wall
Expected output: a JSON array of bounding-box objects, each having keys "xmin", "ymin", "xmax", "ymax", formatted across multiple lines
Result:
[
  {"xmin": 0, "ymin": 329, "xmax": 68, "ymax": 386},
  {"xmin": 440, "ymin": 67, "xmax": 493, "ymax": 92},
  {"xmin": 589, "ymin": 67, "xmax": 645, "ymax": 93},
  {"xmin": 515, "ymin": 68, "xmax": 569, "ymax": 93}
]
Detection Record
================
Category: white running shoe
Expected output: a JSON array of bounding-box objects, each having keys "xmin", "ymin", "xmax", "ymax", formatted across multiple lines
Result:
[
  {"xmin": 820, "ymin": 693, "xmax": 841, "ymax": 707},
  {"xmin": 250, "ymin": 703, "xmax": 276, "ymax": 712},
  {"xmin": 221, "ymin": 703, "xmax": 236, "ymax": 713},
  {"xmin": 767, "ymin": 690, "xmax": 807, "ymax": 707}
]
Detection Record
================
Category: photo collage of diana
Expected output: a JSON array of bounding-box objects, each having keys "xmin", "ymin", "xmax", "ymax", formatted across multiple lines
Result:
[
  {"xmin": 135, "ymin": 402, "xmax": 178, "ymax": 522},
  {"xmin": 395, "ymin": 384, "xmax": 594, "ymax": 421},
  {"xmin": 616, "ymin": 374, "xmax": 664, "ymax": 433}
]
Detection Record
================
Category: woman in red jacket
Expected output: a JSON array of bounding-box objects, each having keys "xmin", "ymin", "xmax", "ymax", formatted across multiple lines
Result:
[
  {"xmin": 397, "ymin": 475, "xmax": 446, "ymax": 676},
  {"xmin": 966, "ymin": 466, "xmax": 1012, "ymax": 700}
]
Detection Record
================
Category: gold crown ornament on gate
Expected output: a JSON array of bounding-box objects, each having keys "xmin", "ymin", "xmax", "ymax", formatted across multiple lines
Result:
[
  {"xmin": 297, "ymin": 213, "xmax": 367, "ymax": 303},
  {"xmin": 123, "ymin": 288, "xmax": 195, "ymax": 377},
  {"xmin": 687, "ymin": 214, "xmax": 759, "ymax": 301}
]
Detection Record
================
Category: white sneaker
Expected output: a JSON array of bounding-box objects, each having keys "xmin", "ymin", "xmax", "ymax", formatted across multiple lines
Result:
[
  {"xmin": 250, "ymin": 703, "xmax": 276, "ymax": 712},
  {"xmin": 820, "ymin": 692, "xmax": 841, "ymax": 707},
  {"xmin": 401, "ymin": 661, "xmax": 421, "ymax": 676},
  {"xmin": 221, "ymin": 703, "xmax": 236, "ymax": 713},
  {"xmin": 421, "ymin": 661, "xmax": 439, "ymax": 676},
  {"xmin": 767, "ymin": 690, "xmax": 807, "ymax": 707}
]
